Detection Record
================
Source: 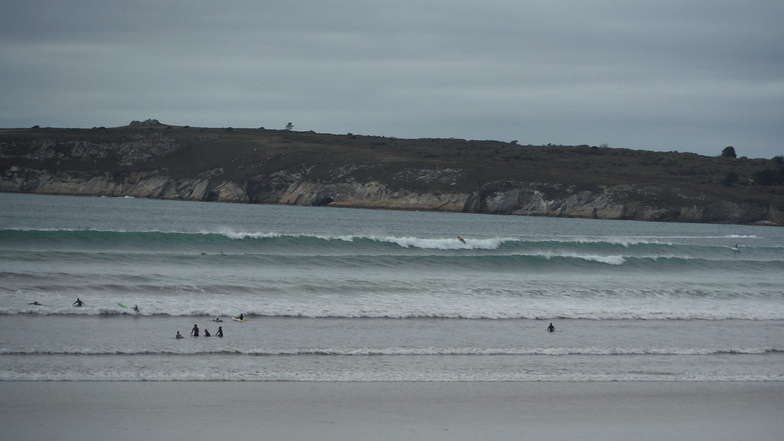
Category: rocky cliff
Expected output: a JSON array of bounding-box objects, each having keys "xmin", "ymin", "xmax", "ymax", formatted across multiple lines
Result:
[{"xmin": 2, "ymin": 124, "xmax": 782, "ymax": 225}]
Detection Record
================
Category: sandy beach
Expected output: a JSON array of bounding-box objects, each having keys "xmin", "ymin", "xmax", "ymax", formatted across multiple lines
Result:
[{"xmin": 1, "ymin": 381, "xmax": 782, "ymax": 441}]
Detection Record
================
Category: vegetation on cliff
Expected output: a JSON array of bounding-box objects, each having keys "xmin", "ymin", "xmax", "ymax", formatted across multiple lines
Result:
[{"xmin": 1, "ymin": 122, "xmax": 783, "ymax": 225}]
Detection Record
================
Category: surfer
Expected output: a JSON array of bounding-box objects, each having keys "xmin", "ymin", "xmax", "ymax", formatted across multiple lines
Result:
[
  {"xmin": 133, "ymin": 305, "xmax": 140, "ymax": 313},
  {"xmin": 212, "ymin": 317, "xmax": 222, "ymax": 322},
  {"xmin": 238, "ymin": 313, "xmax": 244, "ymax": 321},
  {"xmin": 457, "ymin": 235, "xmax": 466, "ymax": 244},
  {"xmin": 191, "ymin": 324, "xmax": 199, "ymax": 337},
  {"xmin": 176, "ymin": 331, "xmax": 184, "ymax": 339},
  {"xmin": 204, "ymin": 329, "xmax": 211, "ymax": 337},
  {"xmin": 547, "ymin": 323, "xmax": 555, "ymax": 332},
  {"xmin": 29, "ymin": 301, "xmax": 43, "ymax": 306},
  {"xmin": 72, "ymin": 298, "xmax": 85, "ymax": 307},
  {"xmin": 216, "ymin": 327, "xmax": 223, "ymax": 337}
]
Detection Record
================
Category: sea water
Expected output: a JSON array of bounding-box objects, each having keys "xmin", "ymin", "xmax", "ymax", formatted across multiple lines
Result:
[{"xmin": 1, "ymin": 192, "xmax": 783, "ymax": 381}]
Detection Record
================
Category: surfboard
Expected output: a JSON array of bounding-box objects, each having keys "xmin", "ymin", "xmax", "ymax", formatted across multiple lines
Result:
[
  {"xmin": 232, "ymin": 317, "xmax": 244, "ymax": 322},
  {"xmin": 118, "ymin": 303, "xmax": 127, "ymax": 308}
]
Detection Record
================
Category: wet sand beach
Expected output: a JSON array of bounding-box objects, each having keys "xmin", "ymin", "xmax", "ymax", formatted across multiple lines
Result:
[{"xmin": 2, "ymin": 382, "xmax": 783, "ymax": 441}]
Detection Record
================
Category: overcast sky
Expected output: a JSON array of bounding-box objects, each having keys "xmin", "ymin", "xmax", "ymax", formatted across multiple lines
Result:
[{"xmin": 2, "ymin": 1, "xmax": 782, "ymax": 158}]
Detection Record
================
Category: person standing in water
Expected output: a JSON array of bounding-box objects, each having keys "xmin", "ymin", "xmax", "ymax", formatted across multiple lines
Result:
[
  {"xmin": 547, "ymin": 323, "xmax": 555, "ymax": 332},
  {"xmin": 176, "ymin": 331, "xmax": 184, "ymax": 339},
  {"xmin": 191, "ymin": 324, "xmax": 199, "ymax": 337},
  {"xmin": 73, "ymin": 298, "xmax": 85, "ymax": 307},
  {"xmin": 216, "ymin": 327, "xmax": 223, "ymax": 337}
]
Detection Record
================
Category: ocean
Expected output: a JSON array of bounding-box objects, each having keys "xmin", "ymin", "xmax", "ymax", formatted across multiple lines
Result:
[{"xmin": 1, "ymin": 192, "xmax": 783, "ymax": 381}]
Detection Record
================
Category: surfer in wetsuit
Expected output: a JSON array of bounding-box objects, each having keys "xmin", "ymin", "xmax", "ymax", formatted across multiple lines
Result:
[
  {"xmin": 29, "ymin": 301, "xmax": 42, "ymax": 306},
  {"xmin": 133, "ymin": 305, "xmax": 139, "ymax": 313},
  {"xmin": 73, "ymin": 298, "xmax": 85, "ymax": 307},
  {"xmin": 191, "ymin": 324, "xmax": 199, "ymax": 337},
  {"xmin": 176, "ymin": 331, "xmax": 184, "ymax": 339},
  {"xmin": 547, "ymin": 323, "xmax": 555, "ymax": 332},
  {"xmin": 204, "ymin": 329, "xmax": 211, "ymax": 337},
  {"xmin": 216, "ymin": 327, "xmax": 223, "ymax": 337}
]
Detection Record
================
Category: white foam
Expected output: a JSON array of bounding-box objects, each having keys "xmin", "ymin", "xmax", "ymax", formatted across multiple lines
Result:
[
  {"xmin": 211, "ymin": 228, "xmax": 280, "ymax": 240},
  {"xmin": 381, "ymin": 236, "xmax": 506, "ymax": 250}
]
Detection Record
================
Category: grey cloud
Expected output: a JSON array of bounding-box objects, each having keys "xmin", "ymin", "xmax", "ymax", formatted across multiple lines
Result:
[{"xmin": 1, "ymin": 0, "xmax": 782, "ymax": 158}]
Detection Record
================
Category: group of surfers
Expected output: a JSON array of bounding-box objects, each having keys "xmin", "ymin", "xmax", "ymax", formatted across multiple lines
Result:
[
  {"xmin": 30, "ymin": 298, "xmax": 141, "ymax": 313},
  {"xmin": 177, "ymin": 323, "xmax": 224, "ymax": 339},
  {"xmin": 54, "ymin": 298, "xmax": 238, "ymax": 339},
  {"xmin": 176, "ymin": 315, "xmax": 242, "ymax": 339}
]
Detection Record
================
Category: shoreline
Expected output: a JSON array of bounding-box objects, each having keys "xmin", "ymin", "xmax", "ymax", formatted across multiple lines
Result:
[{"xmin": 2, "ymin": 381, "xmax": 783, "ymax": 441}]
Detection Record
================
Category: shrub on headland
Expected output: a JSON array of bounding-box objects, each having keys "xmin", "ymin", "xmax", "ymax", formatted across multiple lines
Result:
[{"xmin": 129, "ymin": 119, "xmax": 162, "ymax": 127}]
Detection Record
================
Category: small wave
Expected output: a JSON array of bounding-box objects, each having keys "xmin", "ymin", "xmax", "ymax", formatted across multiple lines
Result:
[
  {"xmin": 2, "ymin": 347, "xmax": 779, "ymax": 356},
  {"xmin": 539, "ymin": 253, "xmax": 626, "ymax": 265},
  {"xmin": 3, "ymin": 307, "xmax": 784, "ymax": 320}
]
